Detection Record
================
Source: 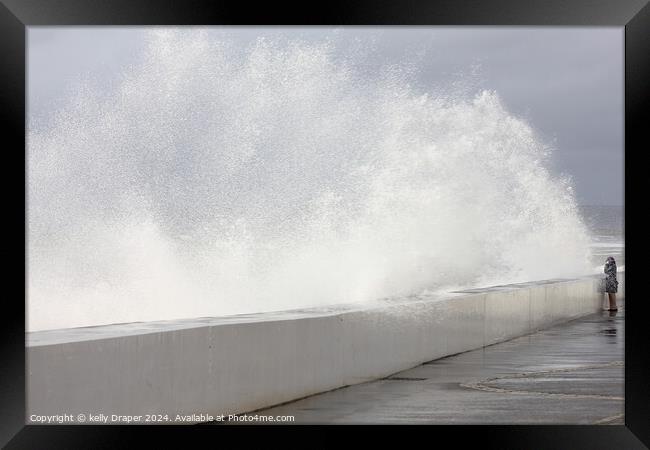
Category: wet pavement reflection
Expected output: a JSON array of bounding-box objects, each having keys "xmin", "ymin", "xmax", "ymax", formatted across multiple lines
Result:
[{"xmin": 246, "ymin": 302, "xmax": 625, "ymax": 424}]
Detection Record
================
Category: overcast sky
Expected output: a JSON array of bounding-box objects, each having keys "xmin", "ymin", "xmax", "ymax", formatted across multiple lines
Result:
[{"xmin": 28, "ymin": 27, "xmax": 623, "ymax": 206}]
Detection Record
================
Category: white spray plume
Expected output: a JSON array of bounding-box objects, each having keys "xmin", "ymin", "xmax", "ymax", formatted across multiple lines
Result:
[{"xmin": 28, "ymin": 30, "xmax": 593, "ymax": 331}]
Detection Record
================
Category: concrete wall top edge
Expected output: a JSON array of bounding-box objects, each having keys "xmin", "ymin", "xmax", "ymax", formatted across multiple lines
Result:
[{"xmin": 26, "ymin": 272, "xmax": 621, "ymax": 347}]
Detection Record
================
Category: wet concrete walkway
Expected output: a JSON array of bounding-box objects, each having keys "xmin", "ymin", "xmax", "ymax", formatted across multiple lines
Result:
[{"xmin": 248, "ymin": 302, "xmax": 624, "ymax": 424}]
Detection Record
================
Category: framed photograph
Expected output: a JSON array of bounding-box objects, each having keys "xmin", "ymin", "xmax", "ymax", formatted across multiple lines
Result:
[{"xmin": 1, "ymin": 0, "xmax": 647, "ymax": 447}]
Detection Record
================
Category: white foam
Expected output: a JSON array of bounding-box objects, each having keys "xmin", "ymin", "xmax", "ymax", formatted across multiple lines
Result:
[
  {"xmin": 27, "ymin": 30, "xmax": 594, "ymax": 331},
  {"xmin": 589, "ymin": 243, "xmax": 625, "ymax": 248}
]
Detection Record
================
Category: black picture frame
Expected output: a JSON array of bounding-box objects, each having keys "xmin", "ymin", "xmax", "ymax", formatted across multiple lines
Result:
[{"xmin": 1, "ymin": 0, "xmax": 647, "ymax": 447}]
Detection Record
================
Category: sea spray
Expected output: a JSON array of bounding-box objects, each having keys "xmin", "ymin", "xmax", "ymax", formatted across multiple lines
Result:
[{"xmin": 28, "ymin": 30, "xmax": 593, "ymax": 330}]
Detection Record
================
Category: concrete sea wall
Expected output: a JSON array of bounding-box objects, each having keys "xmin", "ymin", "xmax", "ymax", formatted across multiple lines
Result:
[{"xmin": 26, "ymin": 272, "xmax": 624, "ymax": 423}]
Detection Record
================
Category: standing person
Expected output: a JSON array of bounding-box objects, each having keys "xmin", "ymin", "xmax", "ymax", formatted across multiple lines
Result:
[{"xmin": 604, "ymin": 256, "xmax": 619, "ymax": 311}]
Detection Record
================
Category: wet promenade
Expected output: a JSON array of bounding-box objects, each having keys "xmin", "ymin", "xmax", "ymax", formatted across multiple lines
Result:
[{"xmin": 244, "ymin": 302, "xmax": 624, "ymax": 424}]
